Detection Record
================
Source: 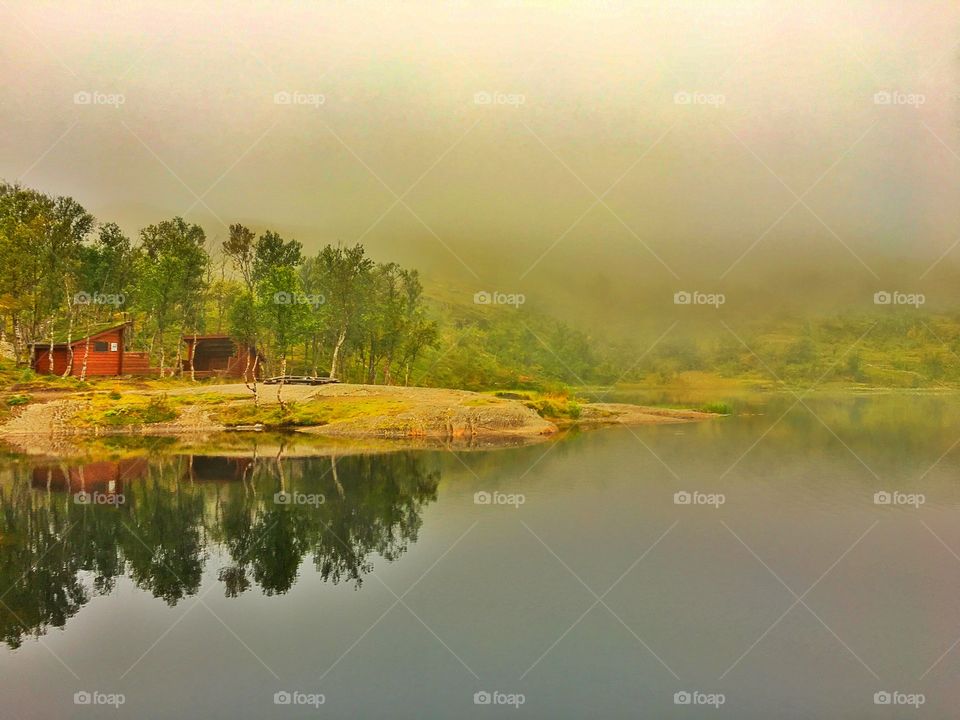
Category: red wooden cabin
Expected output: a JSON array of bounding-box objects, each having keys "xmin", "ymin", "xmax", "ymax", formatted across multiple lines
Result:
[{"xmin": 31, "ymin": 321, "xmax": 153, "ymax": 377}]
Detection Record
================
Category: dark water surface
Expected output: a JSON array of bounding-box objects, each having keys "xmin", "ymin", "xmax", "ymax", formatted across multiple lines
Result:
[{"xmin": 2, "ymin": 393, "xmax": 960, "ymax": 718}]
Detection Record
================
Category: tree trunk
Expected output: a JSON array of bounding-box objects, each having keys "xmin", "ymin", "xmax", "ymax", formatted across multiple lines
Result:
[
  {"xmin": 242, "ymin": 345, "xmax": 262, "ymax": 406},
  {"xmin": 277, "ymin": 354, "xmax": 287, "ymax": 410},
  {"xmin": 329, "ymin": 327, "xmax": 346, "ymax": 379},
  {"xmin": 48, "ymin": 325, "xmax": 55, "ymax": 374},
  {"xmin": 251, "ymin": 350, "xmax": 260, "ymax": 407},
  {"xmin": 12, "ymin": 317, "xmax": 24, "ymax": 367},
  {"xmin": 79, "ymin": 319, "xmax": 92, "ymax": 381},
  {"xmin": 366, "ymin": 343, "xmax": 376, "ymax": 385},
  {"xmin": 383, "ymin": 354, "xmax": 393, "ymax": 385},
  {"xmin": 174, "ymin": 335, "xmax": 183, "ymax": 378},
  {"xmin": 61, "ymin": 301, "xmax": 74, "ymax": 378},
  {"xmin": 190, "ymin": 331, "xmax": 198, "ymax": 382}
]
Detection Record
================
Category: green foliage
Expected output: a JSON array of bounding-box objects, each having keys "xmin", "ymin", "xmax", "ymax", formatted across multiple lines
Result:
[
  {"xmin": 698, "ymin": 401, "xmax": 731, "ymax": 415},
  {"xmin": 522, "ymin": 392, "xmax": 583, "ymax": 421},
  {"xmin": 135, "ymin": 217, "xmax": 208, "ymax": 372},
  {"xmin": 3, "ymin": 180, "xmax": 960, "ymax": 393}
]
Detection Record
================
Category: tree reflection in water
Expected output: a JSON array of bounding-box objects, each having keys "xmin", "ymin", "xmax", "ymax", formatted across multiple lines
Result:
[{"xmin": 0, "ymin": 448, "xmax": 439, "ymax": 647}]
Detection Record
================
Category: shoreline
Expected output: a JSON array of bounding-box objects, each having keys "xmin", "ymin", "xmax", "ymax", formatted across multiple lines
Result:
[{"xmin": 0, "ymin": 382, "xmax": 719, "ymax": 456}]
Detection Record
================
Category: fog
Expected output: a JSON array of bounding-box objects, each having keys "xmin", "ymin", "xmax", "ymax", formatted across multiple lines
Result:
[{"xmin": 2, "ymin": 0, "xmax": 958, "ymax": 334}]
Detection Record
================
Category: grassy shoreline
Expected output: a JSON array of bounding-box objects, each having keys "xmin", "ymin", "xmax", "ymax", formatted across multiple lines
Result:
[{"xmin": 0, "ymin": 376, "xmax": 721, "ymax": 454}]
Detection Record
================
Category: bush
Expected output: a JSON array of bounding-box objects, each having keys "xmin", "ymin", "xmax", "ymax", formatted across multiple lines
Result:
[
  {"xmin": 142, "ymin": 395, "xmax": 176, "ymax": 424},
  {"xmin": 699, "ymin": 401, "xmax": 731, "ymax": 415}
]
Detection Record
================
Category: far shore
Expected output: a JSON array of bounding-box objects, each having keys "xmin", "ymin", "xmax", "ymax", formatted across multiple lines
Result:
[{"xmin": 0, "ymin": 381, "xmax": 720, "ymax": 455}]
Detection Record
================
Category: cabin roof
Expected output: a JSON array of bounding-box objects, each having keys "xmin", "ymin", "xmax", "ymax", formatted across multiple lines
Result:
[
  {"xmin": 35, "ymin": 320, "xmax": 131, "ymax": 348},
  {"xmin": 183, "ymin": 334, "xmax": 234, "ymax": 342}
]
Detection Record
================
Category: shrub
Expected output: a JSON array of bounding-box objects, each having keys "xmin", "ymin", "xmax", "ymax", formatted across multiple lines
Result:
[
  {"xmin": 142, "ymin": 395, "xmax": 176, "ymax": 424},
  {"xmin": 699, "ymin": 401, "xmax": 731, "ymax": 415}
]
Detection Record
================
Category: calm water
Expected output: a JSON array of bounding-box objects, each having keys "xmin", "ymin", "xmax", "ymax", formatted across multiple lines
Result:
[{"xmin": 2, "ymin": 393, "xmax": 960, "ymax": 718}]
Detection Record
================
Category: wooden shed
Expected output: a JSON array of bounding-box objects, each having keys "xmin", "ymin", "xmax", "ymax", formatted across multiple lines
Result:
[
  {"xmin": 31, "ymin": 321, "xmax": 145, "ymax": 377},
  {"xmin": 181, "ymin": 334, "xmax": 263, "ymax": 379}
]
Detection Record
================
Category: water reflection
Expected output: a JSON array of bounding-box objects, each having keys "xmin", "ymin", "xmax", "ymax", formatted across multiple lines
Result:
[{"xmin": 0, "ymin": 448, "xmax": 439, "ymax": 648}]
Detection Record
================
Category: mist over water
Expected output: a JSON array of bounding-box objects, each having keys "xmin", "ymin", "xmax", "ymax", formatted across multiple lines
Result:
[{"xmin": 2, "ymin": 0, "xmax": 959, "ymax": 335}]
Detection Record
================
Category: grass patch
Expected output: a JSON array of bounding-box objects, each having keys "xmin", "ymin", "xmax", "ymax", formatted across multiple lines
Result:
[
  {"xmin": 461, "ymin": 396, "xmax": 504, "ymax": 407},
  {"xmin": 0, "ymin": 393, "xmax": 33, "ymax": 423},
  {"xmin": 73, "ymin": 393, "xmax": 178, "ymax": 427},
  {"xmin": 492, "ymin": 390, "xmax": 534, "ymax": 400},
  {"xmin": 524, "ymin": 393, "xmax": 582, "ymax": 421},
  {"xmin": 697, "ymin": 401, "xmax": 732, "ymax": 415}
]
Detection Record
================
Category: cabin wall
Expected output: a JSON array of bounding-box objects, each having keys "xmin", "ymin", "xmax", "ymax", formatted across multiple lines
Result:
[
  {"xmin": 32, "ymin": 328, "xmax": 125, "ymax": 376},
  {"xmin": 123, "ymin": 352, "xmax": 155, "ymax": 375}
]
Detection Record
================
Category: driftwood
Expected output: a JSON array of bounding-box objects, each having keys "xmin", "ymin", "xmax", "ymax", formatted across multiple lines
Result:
[{"xmin": 262, "ymin": 375, "xmax": 340, "ymax": 386}]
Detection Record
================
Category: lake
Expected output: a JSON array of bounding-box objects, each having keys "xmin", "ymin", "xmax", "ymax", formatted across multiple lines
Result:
[{"xmin": 1, "ymin": 392, "xmax": 959, "ymax": 718}]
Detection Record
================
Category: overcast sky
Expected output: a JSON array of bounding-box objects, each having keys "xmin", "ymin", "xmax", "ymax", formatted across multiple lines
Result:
[{"xmin": 2, "ymin": 1, "xmax": 958, "ymax": 331}]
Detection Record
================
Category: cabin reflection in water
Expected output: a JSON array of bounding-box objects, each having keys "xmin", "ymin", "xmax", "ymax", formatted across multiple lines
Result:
[
  {"xmin": 31, "ymin": 457, "xmax": 149, "ymax": 493},
  {"xmin": 0, "ymin": 451, "xmax": 440, "ymax": 648}
]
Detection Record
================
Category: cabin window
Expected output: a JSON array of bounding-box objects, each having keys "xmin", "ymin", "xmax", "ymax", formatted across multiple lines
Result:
[{"xmin": 94, "ymin": 341, "xmax": 109, "ymax": 352}]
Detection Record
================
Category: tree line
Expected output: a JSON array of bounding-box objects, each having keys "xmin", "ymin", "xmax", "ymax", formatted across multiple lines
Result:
[{"xmin": 0, "ymin": 182, "xmax": 438, "ymax": 394}]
